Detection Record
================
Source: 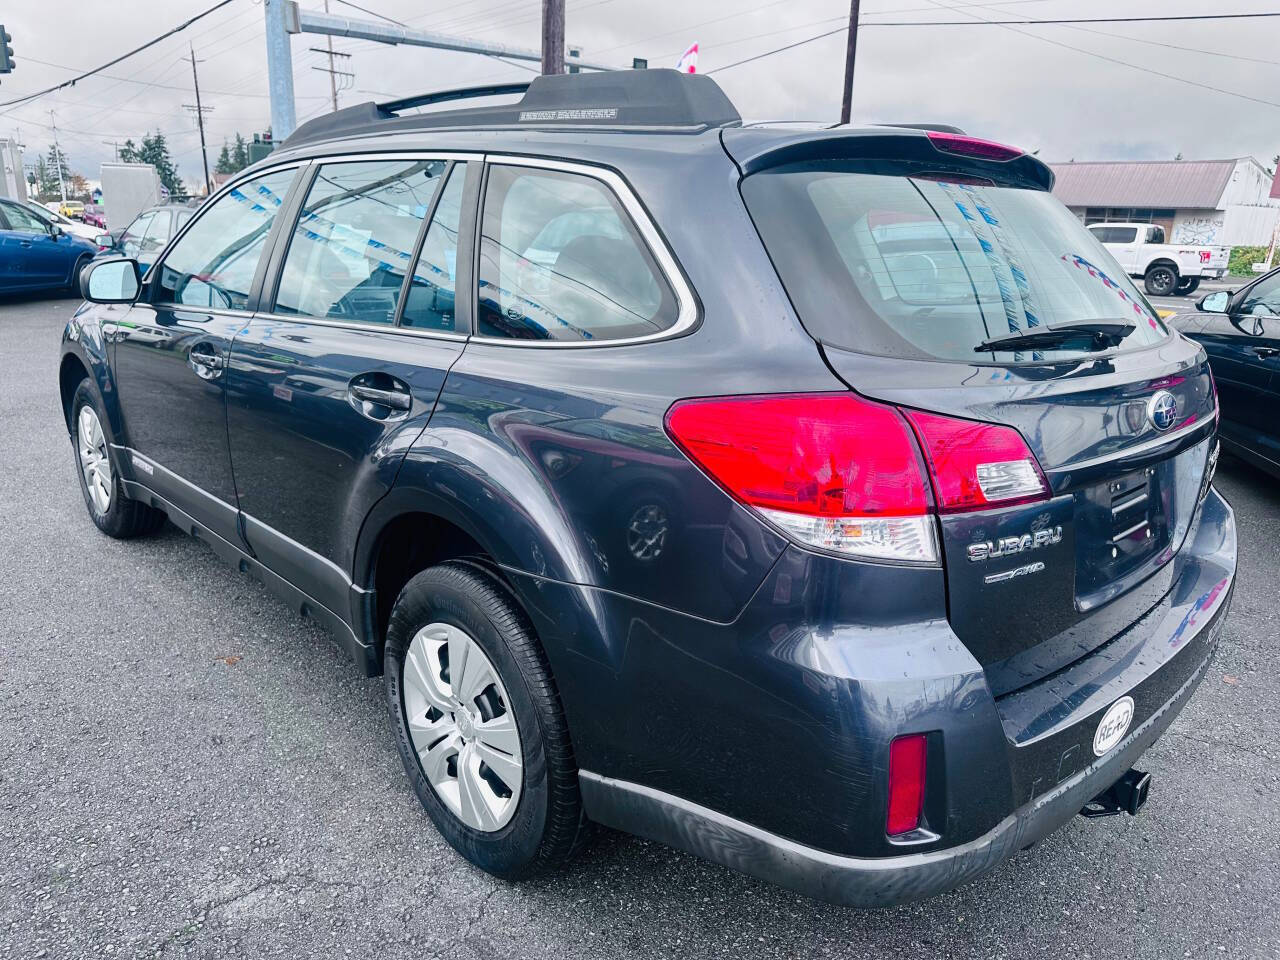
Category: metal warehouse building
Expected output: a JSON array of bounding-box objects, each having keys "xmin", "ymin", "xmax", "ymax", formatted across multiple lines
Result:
[{"xmin": 1049, "ymin": 157, "xmax": 1279, "ymax": 248}]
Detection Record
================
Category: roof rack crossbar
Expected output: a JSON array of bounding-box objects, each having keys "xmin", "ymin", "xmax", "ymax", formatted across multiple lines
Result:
[{"xmin": 379, "ymin": 83, "xmax": 532, "ymax": 116}]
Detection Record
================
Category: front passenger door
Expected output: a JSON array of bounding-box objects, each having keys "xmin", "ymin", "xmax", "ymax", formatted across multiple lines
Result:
[
  {"xmin": 111, "ymin": 167, "xmax": 300, "ymax": 546},
  {"xmin": 225, "ymin": 157, "xmax": 476, "ymax": 606}
]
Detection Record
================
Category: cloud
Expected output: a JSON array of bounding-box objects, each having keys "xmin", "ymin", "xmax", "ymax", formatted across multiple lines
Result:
[{"xmin": 1, "ymin": 0, "xmax": 1275, "ymax": 187}]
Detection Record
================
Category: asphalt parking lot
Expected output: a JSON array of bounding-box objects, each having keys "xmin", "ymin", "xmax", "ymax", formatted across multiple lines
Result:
[{"xmin": 2, "ymin": 293, "xmax": 1278, "ymax": 960}]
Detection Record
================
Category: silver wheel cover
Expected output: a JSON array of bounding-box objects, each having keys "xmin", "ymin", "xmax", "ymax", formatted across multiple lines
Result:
[
  {"xmin": 77, "ymin": 404, "xmax": 113, "ymax": 515},
  {"xmin": 402, "ymin": 622, "xmax": 523, "ymax": 832}
]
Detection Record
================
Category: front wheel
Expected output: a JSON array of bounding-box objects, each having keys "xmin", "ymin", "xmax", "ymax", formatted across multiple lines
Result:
[
  {"xmin": 1175, "ymin": 276, "xmax": 1201, "ymax": 296},
  {"xmin": 71, "ymin": 380, "xmax": 165, "ymax": 538},
  {"xmin": 1144, "ymin": 264, "xmax": 1178, "ymax": 296},
  {"xmin": 384, "ymin": 562, "xmax": 589, "ymax": 879}
]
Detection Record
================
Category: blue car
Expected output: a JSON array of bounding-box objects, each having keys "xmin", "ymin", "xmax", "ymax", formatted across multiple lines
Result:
[
  {"xmin": 0, "ymin": 197, "xmax": 98, "ymax": 295},
  {"xmin": 60, "ymin": 70, "xmax": 1235, "ymax": 906}
]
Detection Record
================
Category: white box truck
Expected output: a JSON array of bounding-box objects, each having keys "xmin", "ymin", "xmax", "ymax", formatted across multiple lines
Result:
[{"xmin": 100, "ymin": 162, "xmax": 163, "ymax": 231}]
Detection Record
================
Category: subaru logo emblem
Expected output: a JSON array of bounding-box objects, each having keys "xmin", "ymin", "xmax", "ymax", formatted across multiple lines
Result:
[{"xmin": 1147, "ymin": 391, "xmax": 1177, "ymax": 431}]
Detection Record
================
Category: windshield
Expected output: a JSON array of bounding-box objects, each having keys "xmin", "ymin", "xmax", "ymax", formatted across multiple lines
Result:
[{"xmin": 742, "ymin": 163, "xmax": 1167, "ymax": 362}]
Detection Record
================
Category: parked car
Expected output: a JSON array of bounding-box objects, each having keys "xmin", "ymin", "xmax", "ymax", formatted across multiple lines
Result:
[
  {"xmin": 0, "ymin": 197, "xmax": 98, "ymax": 295},
  {"xmin": 1172, "ymin": 265, "xmax": 1280, "ymax": 477},
  {"xmin": 59, "ymin": 199, "xmax": 86, "ymax": 221},
  {"xmin": 93, "ymin": 203, "xmax": 195, "ymax": 273},
  {"xmin": 24, "ymin": 200, "xmax": 103, "ymax": 243},
  {"xmin": 1087, "ymin": 221, "xmax": 1229, "ymax": 296},
  {"xmin": 81, "ymin": 203, "xmax": 107, "ymax": 230},
  {"xmin": 61, "ymin": 70, "xmax": 1235, "ymax": 907}
]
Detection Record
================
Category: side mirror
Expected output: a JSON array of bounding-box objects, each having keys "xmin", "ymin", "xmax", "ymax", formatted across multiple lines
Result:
[
  {"xmin": 49, "ymin": 223, "xmax": 63, "ymax": 238},
  {"xmin": 1197, "ymin": 290, "xmax": 1230, "ymax": 313},
  {"xmin": 81, "ymin": 258, "xmax": 141, "ymax": 304},
  {"xmin": 94, "ymin": 234, "xmax": 113, "ymax": 250}
]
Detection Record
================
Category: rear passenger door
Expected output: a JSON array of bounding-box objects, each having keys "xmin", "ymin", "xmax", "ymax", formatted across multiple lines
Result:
[{"xmin": 225, "ymin": 155, "xmax": 477, "ymax": 608}]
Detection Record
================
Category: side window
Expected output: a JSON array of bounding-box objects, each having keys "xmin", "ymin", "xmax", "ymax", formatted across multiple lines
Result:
[
  {"xmin": 476, "ymin": 164, "xmax": 678, "ymax": 342},
  {"xmin": 140, "ymin": 211, "xmax": 172, "ymax": 256},
  {"xmin": 1112, "ymin": 226, "xmax": 1138, "ymax": 243},
  {"xmin": 401, "ymin": 162, "xmax": 466, "ymax": 331},
  {"xmin": 3, "ymin": 201, "xmax": 51, "ymax": 235},
  {"xmin": 274, "ymin": 159, "xmax": 446, "ymax": 324},
  {"xmin": 120, "ymin": 212, "xmax": 155, "ymax": 258},
  {"xmin": 1147, "ymin": 225, "xmax": 1166, "ymax": 244},
  {"xmin": 1241, "ymin": 274, "xmax": 1280, "ymax": 317},
  {"xmin": 155, "ymin": 168, "xmax": 295, "ymax": 310}
]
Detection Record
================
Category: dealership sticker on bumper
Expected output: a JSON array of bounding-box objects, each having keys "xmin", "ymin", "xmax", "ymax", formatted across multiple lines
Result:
[{"xmin": 1093, "ymin": 696, "xmax": 1135, "ymax": 756}]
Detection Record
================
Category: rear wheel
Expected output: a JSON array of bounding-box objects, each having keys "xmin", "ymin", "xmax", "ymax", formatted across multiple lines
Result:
[
  {"xmin": 71, "ymin": 380, "xmax": 165, "ymax": 538},
  {"xmin": 384, "ymin": 562, "xmax": 588, "ymax": 879},
  {"xmin": 1175, "ymin": 276, "xmax": 1201, "ymax": 296},
  {"xmin": 1144, "ymin": 264, "xmax": 1178, "ymax": 297}
]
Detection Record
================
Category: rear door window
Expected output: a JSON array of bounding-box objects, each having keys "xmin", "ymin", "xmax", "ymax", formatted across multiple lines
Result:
[
  {"xmin": 743, "ymin": 165, "xmax": 1167, "ymax": 363},
  {"xmin": 274, "ymin": 158, "xmax": 447, "ymax": 325},
  {"xmin": 475, "ymin": 164, "xmax": 678, "ymax": 342},
  {"xmin": 401, "ymin": 162, "xmax": 466, "ymax": 332}
]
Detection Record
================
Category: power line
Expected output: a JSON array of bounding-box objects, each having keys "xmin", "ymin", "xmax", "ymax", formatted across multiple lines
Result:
[
  {"xmin": 0, "ymin": 0, "xmax": 237, "ymax": 109},
  {"xmin": 865, "ymin": 11, "xmax": 1280, "ymax": 26}
]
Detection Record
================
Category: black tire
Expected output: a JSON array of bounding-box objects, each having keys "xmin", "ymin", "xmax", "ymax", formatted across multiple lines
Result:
[
  {"xmin": 70, "ymin": 379, "xmax": 166, "ymax": 539},
  {"xmin": 1175, "ymin": 276, "xmax": 1201, "ymax": 296},
  {"xmin": 384, "ymin": 561, "xmax": 589, "ymax": 879},
  {"xmin": 1144, "ymin": 264, "xmax": 1178, "ymax": 297},
  {"xmin": 67, "ymin": 254, "xmax": 91, "ymax": 295}
]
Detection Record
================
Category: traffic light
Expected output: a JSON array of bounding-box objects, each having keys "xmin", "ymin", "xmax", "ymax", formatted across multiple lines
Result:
[{"xmin": 0, "ymin": 26, "xmax": 14, "ymax": 75}]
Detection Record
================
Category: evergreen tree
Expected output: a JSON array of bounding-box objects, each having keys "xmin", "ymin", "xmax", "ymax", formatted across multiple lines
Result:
[
  {"xmin": 137, "ymin": 131, "xmax": 185, "ymax": 200},
  {"xmin": 40, "ymin": 146, "xmax": 70, "ymax": 198},
  {"xmin": 214, "ymin": 140, "xmax": 234, "ymax": 175},
  {"xmin": 231, "ymin": 133, "xmax": 248, "ymax": 172},
  {"xmin": 118, "ymin": 139, "xmax": 140, "ymax": 164}
]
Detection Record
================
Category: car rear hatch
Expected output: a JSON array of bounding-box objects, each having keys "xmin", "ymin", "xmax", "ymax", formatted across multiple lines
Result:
[{"xmin": 727, "ymin": 126, "xmax": 1219, "ymax": 695}]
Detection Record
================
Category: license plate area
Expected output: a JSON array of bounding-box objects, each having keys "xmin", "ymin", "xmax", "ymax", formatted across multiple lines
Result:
[{"xmin": 1075, "ymin": 466, "xmax": 1170, "ymax": 601}]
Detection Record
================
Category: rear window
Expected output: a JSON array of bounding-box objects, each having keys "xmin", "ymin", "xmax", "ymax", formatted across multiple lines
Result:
[
  {"xmin": 743, "ymin": 165, "xmax": 1166, "ymax": 363},
  {"xmin": 1089, "ymin": 225, "xmax": 1138, "ymax": 244}
]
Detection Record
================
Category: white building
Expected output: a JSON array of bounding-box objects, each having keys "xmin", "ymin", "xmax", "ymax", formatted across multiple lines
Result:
[
  {"xmin": 0, "ymin": 138, "xmax": 26, "ymax": 201},
  {"xmin": 1049, "ymin": 157, "xmax": 1279, "ymax": 248}
]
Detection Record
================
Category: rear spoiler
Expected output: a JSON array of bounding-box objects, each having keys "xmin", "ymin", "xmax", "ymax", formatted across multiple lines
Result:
[{"xmin": 722, "ymin": 127, "xmax": 1054, "ymax": 191}]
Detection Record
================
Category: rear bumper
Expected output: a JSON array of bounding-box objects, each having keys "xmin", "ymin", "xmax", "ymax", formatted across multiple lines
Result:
[{"xmin": 577, "ymin": 488, "xmax": 1235, "ymax": 907}]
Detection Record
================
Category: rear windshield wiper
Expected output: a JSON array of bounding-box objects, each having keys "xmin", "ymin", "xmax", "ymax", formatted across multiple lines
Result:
[{"xmin": 973, "ymin": 321, "xmax": 1137, "ymax": 354}]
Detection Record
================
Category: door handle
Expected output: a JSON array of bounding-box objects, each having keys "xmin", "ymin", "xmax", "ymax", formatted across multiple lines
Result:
[
  {"xmin": 1250, "ymin": 346, "xmax": 1280, "ymax": 359},
  {"xmin": 19, "ymin": 240, "xmax": 31, "ymax": 248},
  {"xmin": 349, "ymin": 383, "xmax": 412, "ymax": 411},
  {"xmin": 188, "ymin": 344, "xmax": 225, "ymax": 380}
]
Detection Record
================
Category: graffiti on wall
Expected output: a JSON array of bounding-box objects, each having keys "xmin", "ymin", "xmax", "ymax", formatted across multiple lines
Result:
[{"xmin": 1173, "ymin": 216, "xmax": 1225, "ymax": 244}]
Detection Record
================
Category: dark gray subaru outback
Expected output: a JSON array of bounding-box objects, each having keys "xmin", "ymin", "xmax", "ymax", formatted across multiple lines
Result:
[{"xmin": 61, "ymin": 70, "xmax": 1235, "ymax": 906}]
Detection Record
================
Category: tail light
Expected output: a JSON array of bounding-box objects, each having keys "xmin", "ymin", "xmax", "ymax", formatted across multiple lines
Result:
[
  {"xmin": 664, "ymin": 393, "xmax": 1049, "ymax": 564},
  {"xmin": 904, "ymin": 410, "xmax": 1048, "ymax": 512},
  {"xmin": 886, "ymin": 734, "xmax": 928, "ymax": 836},
  {"xmin": 926, "ymin": 130, "xmax": 1023, "ymax": 162}
]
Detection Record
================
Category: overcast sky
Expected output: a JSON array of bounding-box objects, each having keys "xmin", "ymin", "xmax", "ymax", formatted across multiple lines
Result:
[{"xmin": 1, "ymin": 0, "xmax": 1276, "ymax": 189}]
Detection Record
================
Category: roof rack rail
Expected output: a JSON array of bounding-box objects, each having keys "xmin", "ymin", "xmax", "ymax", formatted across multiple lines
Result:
[
  {"xmin": 280, "ymin": 69, "xmax": 742, "ymax": 150},
  {"xmin": 378, "ymin": 82, "xmax": 531, "ymax": 116}
]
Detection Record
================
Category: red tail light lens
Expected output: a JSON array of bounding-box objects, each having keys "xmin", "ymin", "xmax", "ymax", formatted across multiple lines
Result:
[
  {"xmin": 886, "ymin": 733, "xmax": 928, "ymax": 836},
  {"xmin": 926, "ymin": 130, "xmax": 1023, "ymax": 162},
  {"xmin": 664, "ymin": 393, "xmax": 937, "ymax": 562},
  {"xmin": 665, "ymin": 393, "xmax": 1050, "ymax": 561},
  {"xmin": 904, "ymin": 410, "xmax": 1048, "ymax": 513}
]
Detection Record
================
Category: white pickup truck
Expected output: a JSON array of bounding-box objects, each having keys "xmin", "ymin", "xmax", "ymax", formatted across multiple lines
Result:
[{"xmin": 1087, "ymin": 222, "xmax": 1229, "ymax": 297}]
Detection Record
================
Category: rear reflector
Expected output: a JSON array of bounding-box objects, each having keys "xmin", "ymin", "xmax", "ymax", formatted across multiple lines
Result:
[
  {"xmin": 887, "ymin": 734, "xmax": 928, "ymax": 836},
  {"xmin": 904, "ymin": 410, "xmax": 1048, "ymax": 513},
  {"xmin": 926, "ymin": 130, "xmax": 1023, "ymax": 162},
  {"xmin": 664, "ymin": 393, "xmax": 937, "ymax": 563}
]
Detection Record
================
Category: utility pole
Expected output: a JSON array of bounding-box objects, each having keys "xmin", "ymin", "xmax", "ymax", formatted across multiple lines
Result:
[
  {"xmin": 48, "ymin": 110, "xmax": 66, "ymax": 202},
  {"xmin": 541, "ymin": 0, "xmax": 565, "ymax": 76},
  {"xmin": 102, "ymin": 139, "xmax": 120, "ymax": 162},
  {"xmin": 182, "ymin": 42, "xmax": 213, "ymax": 197},
  {"xmin": 839, "ymin": 0, "xmax": 860, "ymax": 125},
  {"xmin": 315, "ymin": 0, "xmax": 344, "ymax": 113}
]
